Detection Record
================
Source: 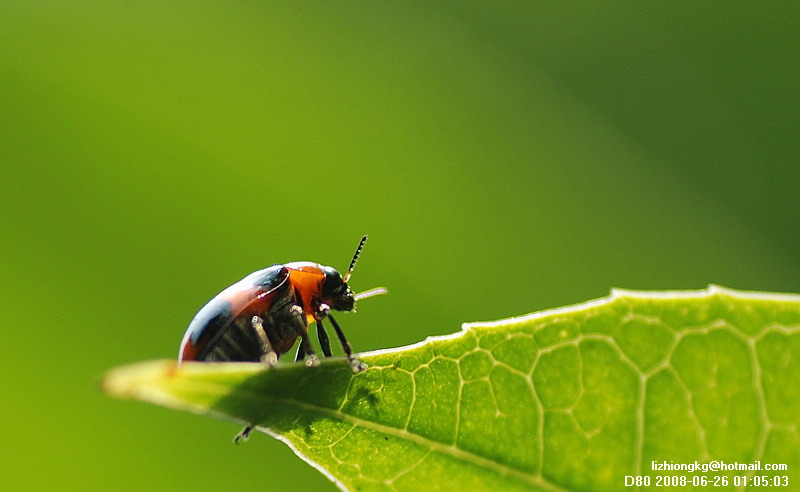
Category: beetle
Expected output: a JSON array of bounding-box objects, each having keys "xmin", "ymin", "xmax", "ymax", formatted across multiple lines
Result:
[
  {"xmin": 179, "ymin": 235, "xmax": 386, "ymax": 372},
  {"xmin": 178, "ymin": 236, "xmax": 386, "ymax": 443}
]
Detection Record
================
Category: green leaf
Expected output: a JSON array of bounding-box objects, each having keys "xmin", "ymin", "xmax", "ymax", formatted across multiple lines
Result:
[{"xmin": 104, "ymin": 286, "xmax": 800, "ymax": 491}]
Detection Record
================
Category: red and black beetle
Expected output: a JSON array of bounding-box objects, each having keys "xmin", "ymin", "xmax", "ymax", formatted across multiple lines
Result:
[{"xmin": 178, "ymin": 235, "xmax": 386, "ymax": 372}]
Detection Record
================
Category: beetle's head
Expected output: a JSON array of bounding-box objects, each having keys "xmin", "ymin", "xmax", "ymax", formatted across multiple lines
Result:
[
  {"xmin": 321, "ymin": 266, "xmax": 355, "ymax": 312},
  {"xmin": 320, "ymin": 236, "xmax": 387, "ymax": 313}
]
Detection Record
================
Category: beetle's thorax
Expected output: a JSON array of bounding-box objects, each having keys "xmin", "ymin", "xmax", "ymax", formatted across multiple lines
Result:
[{"xmin": 284, "ymin": 262, "xmax": 326, "ymax": 321}]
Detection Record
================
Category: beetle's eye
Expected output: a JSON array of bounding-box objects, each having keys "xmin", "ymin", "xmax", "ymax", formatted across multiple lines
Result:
[{"xmin": 321, "ymin": 266, "xmax": 349, "ymax": 298}]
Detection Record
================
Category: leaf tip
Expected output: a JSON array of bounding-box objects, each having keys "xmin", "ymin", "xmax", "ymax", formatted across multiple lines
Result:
[{"xmin": 102, "ymin": 359, "xmax": 179, "ymax": 401}]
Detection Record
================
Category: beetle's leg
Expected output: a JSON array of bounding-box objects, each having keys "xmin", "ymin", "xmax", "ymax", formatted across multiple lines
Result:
[
  {"xmin": 316, "ymin": 303, "xmax": 331, "ymax": 320},
  {"xmin": 316, "ymin": 319, "xmax": 333, "ymax": 358},
  {"xmin": 289, "ymin": 305, "xmax": 319, "ymax": 367},
  {"xmin": 294, "ymin": 341, "xmax": 306, "ymax": 362},
  {"xmin": 328, "ymin": 314, "xmax": 367, "ymax": 373},
  {"xmin": 251, "ymin": 316, "xmax": 278, "ymax": 366},
  {"xmin": 234, "ymin": 425, "xmax": 253, "ymax": 444},
  {"xmin": 315, "ymin": 303, "xmax": 333, "ymax": 357}
]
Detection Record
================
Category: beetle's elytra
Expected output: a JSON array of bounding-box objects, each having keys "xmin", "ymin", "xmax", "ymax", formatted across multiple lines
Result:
[{"xmin": 178, "ymin": 235, "xmax": 386, "ymax": 372}]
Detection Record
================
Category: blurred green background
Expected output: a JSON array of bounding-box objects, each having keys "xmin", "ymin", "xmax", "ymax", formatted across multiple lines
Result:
[{"xmin": 2, "ymin": 2, "xmax": 798, "ymax": 491}]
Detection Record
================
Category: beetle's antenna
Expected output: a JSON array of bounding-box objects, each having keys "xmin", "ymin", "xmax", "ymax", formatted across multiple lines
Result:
[
  {"xmin": 343, "ymin": 235, "xmax": 368, "ymax": 283},
  {"xmin": 354, "ymin": 287, "xmax": 388, "ymax": 300}
]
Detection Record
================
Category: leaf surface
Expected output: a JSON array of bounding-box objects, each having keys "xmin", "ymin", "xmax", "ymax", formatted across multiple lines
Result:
[{"xmin": 104, "ymin": 286, "xmax": 800, "ymax": 491}]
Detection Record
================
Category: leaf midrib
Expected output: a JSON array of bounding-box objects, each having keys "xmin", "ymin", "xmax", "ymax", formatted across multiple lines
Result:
[{"xmin": 212, "ymin": 382, "xmax": 568, "ymax": 492}]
